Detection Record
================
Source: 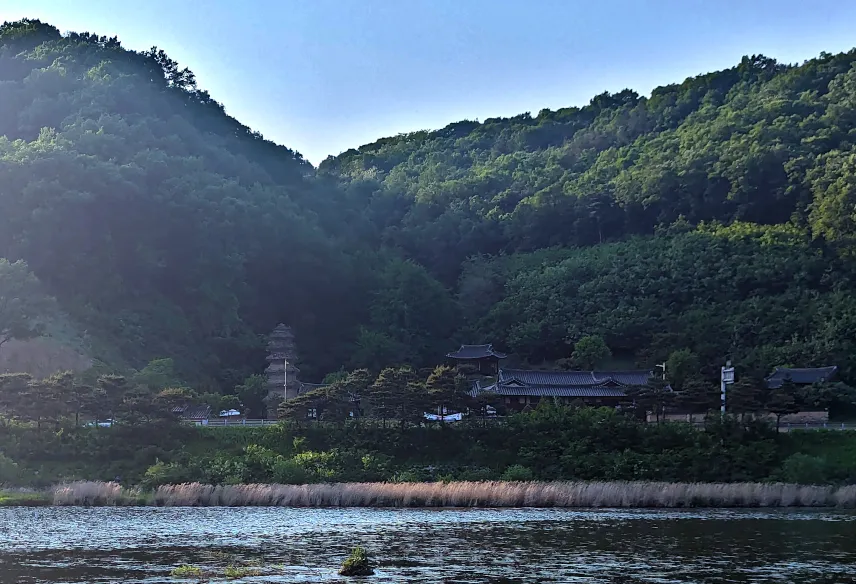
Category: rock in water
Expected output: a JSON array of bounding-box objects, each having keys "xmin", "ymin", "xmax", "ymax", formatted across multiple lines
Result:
[{"xmin": 339, "ymin": 546, "xmax": 374, "ymax": 577}]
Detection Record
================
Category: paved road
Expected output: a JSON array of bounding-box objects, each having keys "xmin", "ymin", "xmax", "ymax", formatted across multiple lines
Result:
[{"xmin": 194, "ymin": 419, "xmax": 856, "ymax": 431}]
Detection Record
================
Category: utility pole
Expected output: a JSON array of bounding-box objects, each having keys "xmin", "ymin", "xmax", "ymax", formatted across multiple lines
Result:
[
  {"xmin": 721, "ymin": 360, "xmax": 735, "ymax": 414},
  {"xmin": 284, "ymin": 358, "xmax": 288, "ymax": 401}
]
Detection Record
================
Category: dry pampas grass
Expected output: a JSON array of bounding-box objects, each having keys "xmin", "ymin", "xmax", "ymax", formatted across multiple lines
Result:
[{"xmin": 51, "ymin": 480, "xmax": 856, "ymax": 508}]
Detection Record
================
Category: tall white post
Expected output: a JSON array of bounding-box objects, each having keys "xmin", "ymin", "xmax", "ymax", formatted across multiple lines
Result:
[
  {"xmin": 721, "ymin": 361, "xmax": 734, "ymax": 415},
  {"xmin": 284, "ymin": 358, "xmax": 288, "ymax": 401}
]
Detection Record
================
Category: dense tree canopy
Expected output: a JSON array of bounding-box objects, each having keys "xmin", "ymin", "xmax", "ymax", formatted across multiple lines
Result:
[
  {"xmin": 0, "ymin": 19, "xmax": 367, "ymax": 387},
  {"xmin": 321, "ymin": 48, "xmax": 856, "ymax": 383},
  {"xmin": 321, "ymin": 51, "xmax": 856, "ymax": 282},
  {"xmin": 4, "ymin": 18, "xmax": 856, "ymax": 397}
]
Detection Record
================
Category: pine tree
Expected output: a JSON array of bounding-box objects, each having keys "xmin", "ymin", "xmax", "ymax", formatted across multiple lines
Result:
[
  {"xmin": 0, "ymin": 373, "xmax": 32, "ymax": 422},
  {"xmin": 727, "ymin": 377, "xmax": 766, "ymax": 419},
  {"xmin": 426, "ymin": 366, "xmax": 468, "ymax": 422},
  {"xmin": 675, "ymin": 377, "xmax": 720, "ymax": 422},
  {"xmin": 625, "ymin": 376, "xmax": 674, "ymax": 423},
  {"xmin": 765, "ymin": 381, "xmax": 800, "ymax": 431}
]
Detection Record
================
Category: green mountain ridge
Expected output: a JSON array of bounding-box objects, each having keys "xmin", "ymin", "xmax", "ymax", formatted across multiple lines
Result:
[{"xmin": 2, "ymin": 18, "xmax": 856, "ymax": 390}]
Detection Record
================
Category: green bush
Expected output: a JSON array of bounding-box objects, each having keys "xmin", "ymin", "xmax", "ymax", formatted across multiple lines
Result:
[
  {"xmin": 0, "ymin": 490, "xmax": 51, "ymax": 506},
  {"xmin": 223, "ymin": 565, "xmax": 261, "ymax": 579},
  {"xmin": 243, "ymin": 444, "xmax": 282, "ymax": 482},
  {"xmin": 170, "ymin": 564, "xmax": 202, "ymax": 577},
  {"xmin": 392, "ymin": 468, "xmax": 430, "ymax": 483},
  {"xmin": 141, "ymin": 461, "xmax": 194, "ymax": 489},
  {"xmin": 777, "ymin": 453, "xmax": 830, "ymax": 485},
  {"xmin": 339, "ymin": 546, "xmax": 374, "ymax": 576},
  {"xmin": 0, "ymin": 452, "xmax": 20, "ymax": 485},
  {"xmin": 272, "ymin": 459, "xmax": 309, "ymax": 484},
  {"xmin": 4, "ymin": 406, "xmax": 856, "ymax": 488},
  {"xmin": 360, "ymin": 453, "xmax": 392, "ymax": 480},
  {"xmin": 501, "ymin": 464, "xmax": 534, "ymax": 481},
  {"xmin": 457, "ymin": 466, "xmax": 497, "ymax": 481},
  {"xmin": 201, "ymin": 455, "xmax": 249, "ymax": 485},
  {"xmin": 292, "ymin": 450, "xmax": 338, "ymax": 481}
]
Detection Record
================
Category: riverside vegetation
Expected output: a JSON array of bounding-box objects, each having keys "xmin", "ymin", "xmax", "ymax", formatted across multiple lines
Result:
[
  {"xmin": 3, "ymin": 19, "xmax": 856, "ymax": 493},
  {"xmin": 48, "ymin": 480, "xmax": 856, "ymax": 508},
  {"xmin": 2, "ymin": 403, "xmax": 856, "ymax": 490}
]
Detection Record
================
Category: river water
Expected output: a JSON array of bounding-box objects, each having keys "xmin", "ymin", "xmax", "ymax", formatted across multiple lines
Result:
[{"xmin": 1, "ymin": 507, "xmax": 854, "ymax": 583}]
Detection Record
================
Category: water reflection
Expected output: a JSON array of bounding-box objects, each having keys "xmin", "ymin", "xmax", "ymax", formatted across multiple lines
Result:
[{"xmin": 1, "ymin": 507, "xmax": 854, "ymax": 583}]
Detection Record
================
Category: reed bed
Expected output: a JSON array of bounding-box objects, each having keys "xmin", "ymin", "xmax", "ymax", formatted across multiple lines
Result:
[
  {"xmin": 50, "ymin": 480, "xmax": 856, "ymax": 508},
  {"xmin": 53, "ymin": 481, "xmax": 145, "ymax": 506}
]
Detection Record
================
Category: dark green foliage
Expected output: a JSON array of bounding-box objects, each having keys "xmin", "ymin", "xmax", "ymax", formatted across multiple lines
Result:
[
  {"xmin": 0, "ymin": 490, "xmax": 51, "ymax": 506},
  {"xmin": 0, "ymin": 369, "xmax": 181, "ymax": 431},
  {"xmin": 322, "ymin": 51, "xmax": 856, "ymax": 272},
  {"xmin": 6, "ymin": 18, "xmax": 856, "ymax": 407},
  {"xmin": 319, "ymin": 49, "xmax": 856, "ymax": 383},
  {"xmin": 666, "ymin": 350, "xmax": 701, "ymax": 391},
  {"xmin": 775, "ymin": 453, "xmax": 829, "ymax": 484},
  {"xmin": 675, "ymin": 378, "xmax": 720, "ymax": 419},
  {"xmin": 425, "ymin": 365, "xmax": 469, "ymax": 419},
  {"xmin": 562, "ymin": 335, "xmax": 611, "ymax": 370},
  {"xmin": 0, "ymin": 452, "xmax": 19, "ymax": 484},
  {"xmin": 0, "ymin": 259, "xmax": 54, "ymax": 352},
  {"xmin": 5, "ymin": 401, "xmax": 856, "ymax": 487},
  {"xmin": 500, "ymin": 464, "xmax": 534, "ymax": 481},
  {"xmin": 234, "ymin": 375, "xmax": 268, "ymax": 419},
  {"xmin": 339, "ymin": 547, "xmax": 374, "ymax": 577},
  {"xmin": 456, "ymin": 224, "xmax": 856, "ymax": 378},
  {"xmin": 0, "ymin": 20, "xmax": 365, "ymax": 386}
]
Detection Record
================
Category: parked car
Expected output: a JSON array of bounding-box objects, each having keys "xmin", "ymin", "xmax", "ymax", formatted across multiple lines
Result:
[
  {"xmin": 85, "ymin": 419, "xmax": 115, "ymax": 428},
  {"xmin": 424, "ymin": 412, "xmax": 463, "ymax": 422}
]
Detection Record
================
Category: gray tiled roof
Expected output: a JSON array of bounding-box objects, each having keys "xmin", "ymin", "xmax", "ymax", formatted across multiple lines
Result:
[
  {"xmin": 499, "ymin": 368, "xmax": 651, "ymax": 387},
  {"xmin": 171, "ymin": 404, "xmax": 211, "ymax": 420},
  {"xmin": 446, "ymin": 344, "xmax": 507, "ymax": 360},
  {"xmin": 766, "ymin": 366, "xmax": 838, "ymax": 389},
  {"xmin": 479, "ymin": 384, "xmax": 629, "ymax": 398},
  {"xmin": 470, "ymin": 368, "xmax": 653, "ymax": 399}
]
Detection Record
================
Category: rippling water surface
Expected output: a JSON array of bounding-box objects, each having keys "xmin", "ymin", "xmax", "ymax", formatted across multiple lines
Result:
[{"xmin": 1, "ymin": 506, "xmax": 855, "ymax": 582}]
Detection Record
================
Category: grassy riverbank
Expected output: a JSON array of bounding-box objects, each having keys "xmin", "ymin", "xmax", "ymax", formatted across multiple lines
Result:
[
  {"xmin": 0, "ymin": 489, "xmax": 51, "ymax": 506},
  {"xmin": 4, "ymin": 406, "xmax": 856, "ymax": 489},
  {"xmin": 47, "ymin": 480, "xmax": 856, "ymax": 508}
]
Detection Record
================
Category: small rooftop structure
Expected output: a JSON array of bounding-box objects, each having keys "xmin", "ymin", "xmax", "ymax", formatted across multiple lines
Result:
[
  {"xmin": 765, "ymin": 366, "xmax": 838, "ymax": 389},
  {"xmin": 446, "ymin": 344, "xmax": 508, "ymax": 360},
  {"xmin": 446, "ymin": 344, "xmax": 507, "ymax": 374}
]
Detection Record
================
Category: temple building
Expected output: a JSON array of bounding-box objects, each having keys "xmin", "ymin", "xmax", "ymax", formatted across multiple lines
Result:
[
  {"xmin": 765, "ymin": 366, "xmax": 838, "ymax": 389},
  {"xmin": 471, "ymin": 368, "xmax": 652, "ymax": 410},
  {"xmin": 446, "ymin": 344, "xmax": 507, "ymax": 375}
]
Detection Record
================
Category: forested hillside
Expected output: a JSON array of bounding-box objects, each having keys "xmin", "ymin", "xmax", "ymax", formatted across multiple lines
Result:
[
  {"xmin": 3, "ymin": 18, "xmax": 856, "ymax": 392},
  {"xmin": 0, "ymin": 19, "xmax": 378, "ymax": 387},
  {"xmin": 322, "ymin": 50, "xmax": 856, "ymax": 381}
]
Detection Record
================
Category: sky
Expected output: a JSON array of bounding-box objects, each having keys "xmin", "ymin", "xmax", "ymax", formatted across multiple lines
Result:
[{"xmin": 3, "ymin": 1, "xmax": 856, "ymax": 165}]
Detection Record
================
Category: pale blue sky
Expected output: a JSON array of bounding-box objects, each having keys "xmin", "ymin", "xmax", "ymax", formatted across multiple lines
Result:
[{"xmin": 3, "ymin": 1, "xmax": 856, "ymax": 164}]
